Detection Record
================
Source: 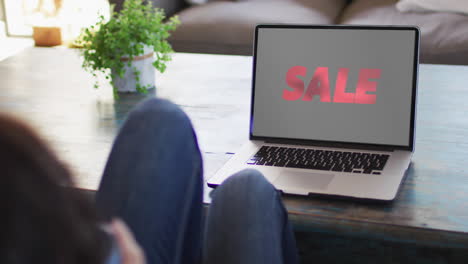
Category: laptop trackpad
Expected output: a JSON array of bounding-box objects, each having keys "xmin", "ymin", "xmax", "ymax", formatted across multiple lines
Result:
[{"xmin": 275, "ymin": 170, "xmax": 334, "ymax": 193}]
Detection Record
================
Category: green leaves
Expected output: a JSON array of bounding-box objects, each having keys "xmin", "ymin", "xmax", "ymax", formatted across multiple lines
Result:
[{"xmin": 78, "ymin": 0, "xmax": 180, "ymax": 96}]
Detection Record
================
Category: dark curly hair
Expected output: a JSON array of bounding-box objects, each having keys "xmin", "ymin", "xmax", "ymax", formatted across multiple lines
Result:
[{"xmin": 0, "ymin": 114, "xmax": 110, "ymax": 264}]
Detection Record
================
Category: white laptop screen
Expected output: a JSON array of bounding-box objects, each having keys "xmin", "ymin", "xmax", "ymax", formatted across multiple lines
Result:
[{"xmin": 251, "ymin": 26, "xmax": 417, "ymax": 148}]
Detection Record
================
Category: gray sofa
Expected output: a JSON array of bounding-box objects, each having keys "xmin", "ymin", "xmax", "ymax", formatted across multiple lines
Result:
[{"xmin": 164, "ymin": 0, "xmax": 468, "ymax": 65}]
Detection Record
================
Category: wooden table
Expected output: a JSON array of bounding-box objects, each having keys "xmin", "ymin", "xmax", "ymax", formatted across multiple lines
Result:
[{"xmin": 1, "ymin": 47, "xmax": 468, "ymax": 263}]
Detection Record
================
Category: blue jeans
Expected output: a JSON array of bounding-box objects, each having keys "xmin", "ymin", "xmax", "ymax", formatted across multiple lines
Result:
[{"xmin": 96, "ymin": 98, "xmax": 298, "ymax": 264}]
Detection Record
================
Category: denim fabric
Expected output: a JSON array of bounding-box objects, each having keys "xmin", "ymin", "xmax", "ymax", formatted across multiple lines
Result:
[
  {"xmin": 96, "ymin": 98, "xmax": 298, "ymax": 264},
  {"xmin": 203, "ymin": 169, "xmax": 299, "ymax": 264},
  {"xmin": 104, "ymin": 245, "xmax": 121, "ymax": 264}
]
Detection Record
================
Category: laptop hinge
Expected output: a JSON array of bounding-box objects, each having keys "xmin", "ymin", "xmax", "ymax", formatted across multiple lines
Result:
[{"xmin": 264, "ymin": 138, "xmax": 395, "ymax": 152}]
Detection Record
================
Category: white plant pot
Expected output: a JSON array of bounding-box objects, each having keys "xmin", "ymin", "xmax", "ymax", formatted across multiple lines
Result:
[{"xmin": 112, "ymin": 45, "xmax": 155, "ymax": 93}]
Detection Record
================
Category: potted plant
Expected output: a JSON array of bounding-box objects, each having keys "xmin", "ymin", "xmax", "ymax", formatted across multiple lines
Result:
[{"xmin": 78, "ymin": 0, "xmax": 180, "ymax": 97}]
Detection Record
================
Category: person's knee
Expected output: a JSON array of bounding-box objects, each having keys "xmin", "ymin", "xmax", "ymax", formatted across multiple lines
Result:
[
  {"xmin": 225, "ymin": 169, "xmax": 266, "ymax": 185},
  {"xmin": 219, "ymin": 169, "xmax": 277, "ymax": 198},
  {"xmin": 133, "ymin": 98, "xmax": 181, "ymax": 118},
  {"xmin": 129, "ymin": 98, "xmax": 190, "ymax": 127},
  {"xmin": 210, "ymin": 169, "xmax": 281, "ymax": 226}
]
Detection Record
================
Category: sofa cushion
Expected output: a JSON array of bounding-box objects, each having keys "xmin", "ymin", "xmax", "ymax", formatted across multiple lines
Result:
[
  {"xmin": 186, "ymin": 0, "xmax": 229, "ymax": 6},
  {"xmin": 170, "ymin": 0, "xmax": 348, "ymax": 55},
  {"xmin": 396, "ymin": 0, "xmax": 468, "ymax": 15},
  {"xmin": 339, "ymin": 0, "xmax": 468, "ymax": 65}
]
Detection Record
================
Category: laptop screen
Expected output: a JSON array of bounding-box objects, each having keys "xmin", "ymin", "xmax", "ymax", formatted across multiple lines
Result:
[{"xmin": 251, "ymin": 26, "xmax": 418, "ymax": 148}]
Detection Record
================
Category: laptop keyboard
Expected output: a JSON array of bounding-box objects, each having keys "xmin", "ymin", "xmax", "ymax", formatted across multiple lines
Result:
[{"xmin": 247, "ymin": 146, "xmax": 389, "ymax": 174}]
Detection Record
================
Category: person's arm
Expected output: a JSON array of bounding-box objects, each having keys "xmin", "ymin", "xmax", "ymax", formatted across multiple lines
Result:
[{"xmin": 110, "ymin": 219, "xmax": 146, "ymax": 264}]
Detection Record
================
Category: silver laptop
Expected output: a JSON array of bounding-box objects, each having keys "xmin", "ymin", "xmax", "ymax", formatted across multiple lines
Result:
[{"xmin": 208, "ymin": 25, "xmax": 419, "ymax": 201}]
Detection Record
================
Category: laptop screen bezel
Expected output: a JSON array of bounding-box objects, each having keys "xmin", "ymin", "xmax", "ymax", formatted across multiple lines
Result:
[{"xmin": 249, "ymin": 24, "xmax": 419, "ymax": 151}]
